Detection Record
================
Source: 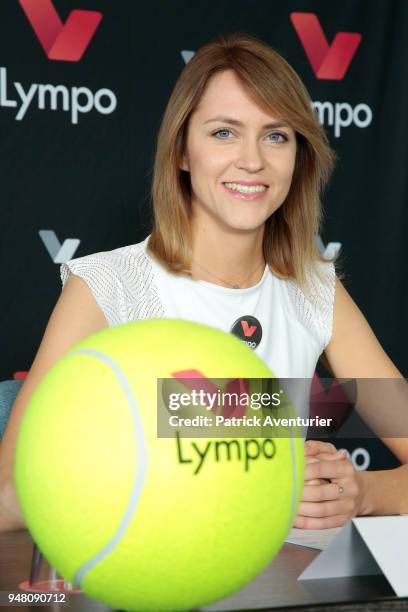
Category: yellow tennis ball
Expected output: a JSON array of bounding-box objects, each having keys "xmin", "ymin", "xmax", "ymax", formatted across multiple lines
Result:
[{"xmin": 15, "ymin": 319, "xmax": 304, "ymax": 611}]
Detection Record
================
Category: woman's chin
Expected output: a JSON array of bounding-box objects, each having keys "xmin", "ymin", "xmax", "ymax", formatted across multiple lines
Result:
[{"xmin": 220, "ymin": 215, "xmax": 268, "ymax": 234}]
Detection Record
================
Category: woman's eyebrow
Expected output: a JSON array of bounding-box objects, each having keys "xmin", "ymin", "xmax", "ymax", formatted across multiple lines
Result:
[{"xmin": 203, "ymin": 115, "xmax": 290, "ymax": 130}]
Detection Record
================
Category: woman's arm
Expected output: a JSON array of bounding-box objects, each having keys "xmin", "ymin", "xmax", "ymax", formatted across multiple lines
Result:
[
  {"xmin": 326, "ymin": 276, "xmax": 408, "ymax": 459},
  {"xmin": 0, "ymin": 274, "xmax": 108, "ymax": 532},
  {"xmin": 325, "ymin": 277, "xmax": 403, "ymax": 379},
  {"xmin": 295, "ymin": 277, "xmax": 408, "ymax": 528}
]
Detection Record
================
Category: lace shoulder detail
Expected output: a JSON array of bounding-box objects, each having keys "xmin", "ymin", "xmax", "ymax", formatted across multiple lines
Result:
[
  {"xmin": 285, "ymin": 261, "xmax": 336, "ymax": 351},
  {"xmin": 60, "ymin": 242, "xmax": 165, "ymax": 327}
]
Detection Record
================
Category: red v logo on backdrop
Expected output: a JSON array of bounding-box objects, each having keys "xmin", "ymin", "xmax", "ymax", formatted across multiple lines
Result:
[
  {"xmin": 241, "ymin": 320, "xmax": 257, "ymax": 337},
  {"xmin": 309, "ymin": 373, "xmax": 353, "ymax": 428},
  {"xmin": 290, "ymin": 12, "xmax": 362, "ymax": 80},
  {"xmin": 19, "ymin": 0, "xmax": 102, "ymax": 62}
]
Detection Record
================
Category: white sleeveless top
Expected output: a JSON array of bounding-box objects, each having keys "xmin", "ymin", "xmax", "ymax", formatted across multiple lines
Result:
[{"xmin": 60, "ymin": 235, "xmax": 335, "ymax": 384}]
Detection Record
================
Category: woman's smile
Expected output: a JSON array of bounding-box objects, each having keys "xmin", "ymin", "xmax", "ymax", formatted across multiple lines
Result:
[{"xmin": 222, "ymin": 181, "xmax": 269, "ymax": 201}]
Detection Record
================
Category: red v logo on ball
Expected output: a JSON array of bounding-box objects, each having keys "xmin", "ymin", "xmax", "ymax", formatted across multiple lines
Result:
[
  {"xmin": 19, "ymin": 0, "xmax": 102, "ymax": 62},
  {"xmin": 290, "ymin": 12, "xmax": 361, "ymax": 80},
  {"xmin": 241, "ymin": 320, "xmax": 257, "ymax": 337},
  {"xmin": 172, "ymin": 369, "xmax": 249, "ymax": 419}
]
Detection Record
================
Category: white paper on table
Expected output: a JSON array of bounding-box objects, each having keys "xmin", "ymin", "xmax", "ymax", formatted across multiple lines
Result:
[
  {"xmin": 285, "ymin": 527, "xmax": 341, "ymax": 550},
  {"xmin": 298, "ymin": 516, "xmax": 408, "ymax": 598}
]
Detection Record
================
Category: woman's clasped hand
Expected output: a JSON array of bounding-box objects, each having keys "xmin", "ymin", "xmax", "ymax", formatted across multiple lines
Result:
[{"xmin": 294, "ymin": 440, "xmax": 364, "ymax": 529}]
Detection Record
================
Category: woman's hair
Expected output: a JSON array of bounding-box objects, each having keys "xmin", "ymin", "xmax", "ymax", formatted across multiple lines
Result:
[{"xmin": 148, "ymin": 32, "xmax": 337, "ymax": 292}]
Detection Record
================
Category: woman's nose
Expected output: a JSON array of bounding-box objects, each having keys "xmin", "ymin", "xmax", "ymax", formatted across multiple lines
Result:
[{"xmin": 234, "ymin": 139, "xmax": 265, "ymax": 173}]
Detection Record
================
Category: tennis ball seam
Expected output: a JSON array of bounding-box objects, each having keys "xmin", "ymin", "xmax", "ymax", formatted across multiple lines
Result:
[{"xmin": 69, "ymin": 348, "xmax": 148, "ymax": 588}]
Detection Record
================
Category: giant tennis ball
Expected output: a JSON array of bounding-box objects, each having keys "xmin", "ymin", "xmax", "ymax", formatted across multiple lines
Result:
[{"xmin": 15, "ymin": 319, "xmax": 304, "ymax": 611}]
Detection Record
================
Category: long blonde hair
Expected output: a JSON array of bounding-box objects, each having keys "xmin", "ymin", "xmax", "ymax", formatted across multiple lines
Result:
[{"xmin": 148, "ymin": 32, "xmax": 336, "ymax": 292}]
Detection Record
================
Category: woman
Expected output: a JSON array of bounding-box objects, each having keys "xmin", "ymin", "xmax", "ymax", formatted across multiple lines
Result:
[{"xmin": 1, "ymin": 33, "xmax": 407, "ymax": 531}]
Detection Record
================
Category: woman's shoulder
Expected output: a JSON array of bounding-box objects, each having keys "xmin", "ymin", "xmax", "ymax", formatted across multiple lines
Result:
[
  {"xmin": 60, "ymin": 237, "xmax": 149, "ymax": 281},
  {"xmin": 59, "ymin": 236, "xmax": 163, "ymax": 325},
  {"xmin": 283, "ymin": 259, "xmax": 336, "ymax": 352},
  {"xmin": 62, "ymin": 237, "xmax": 148, "ymax": 270}
]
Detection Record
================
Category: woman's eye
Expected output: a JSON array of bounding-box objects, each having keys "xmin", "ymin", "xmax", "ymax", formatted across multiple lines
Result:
[
  {"xmin": 268, "ymin": 132, "xmax": 288, "ymax": 143},
  {"xmin": 212, "ymin": 129, "xmax": 288, "ymax": 143},
  {"xmin": 212, "ymin": 129, "xmax": 232, "ymax": 139}
]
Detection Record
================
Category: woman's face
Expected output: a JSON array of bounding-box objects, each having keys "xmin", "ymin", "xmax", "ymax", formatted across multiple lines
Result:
[{"xmin": 181, "ymin": 69, "xmax": 297, "ymax": 234}]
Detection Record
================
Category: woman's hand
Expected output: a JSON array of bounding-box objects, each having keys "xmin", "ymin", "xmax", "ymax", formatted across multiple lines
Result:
[{"xmin": 294, "ymin": 440, "xmax": 363, "ymax": 529}]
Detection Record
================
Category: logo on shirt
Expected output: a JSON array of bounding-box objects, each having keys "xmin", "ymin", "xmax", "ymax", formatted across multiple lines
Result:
[{"xmin": 230, "ymin": 316, "xmax": 262, "ymax": 350}]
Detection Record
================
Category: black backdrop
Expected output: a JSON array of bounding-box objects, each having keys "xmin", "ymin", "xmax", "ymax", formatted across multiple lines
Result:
[{"xmin": 1, "ymin": 0, "xmax": 407, "ymax": 470}]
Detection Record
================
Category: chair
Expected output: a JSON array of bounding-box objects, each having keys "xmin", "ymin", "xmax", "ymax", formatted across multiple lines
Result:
[
  {"xmin": 0, "ymin": 379, "xmax": 23, "ymax": 440},
  {"xmin": 0, "ymin": 379, "xmax": 44, "ymax": 585},
  {"xmin": 0, "ymin": 378, "xmax": 78, "ymax": 590}
]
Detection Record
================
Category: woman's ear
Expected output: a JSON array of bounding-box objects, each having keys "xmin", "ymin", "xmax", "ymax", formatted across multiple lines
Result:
[{"xmin": 180, "ymin": 154, "xmax": 189, "ymax": 172}]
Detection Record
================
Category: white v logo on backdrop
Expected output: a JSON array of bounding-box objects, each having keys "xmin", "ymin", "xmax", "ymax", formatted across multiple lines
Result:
[
  {"xmin": 181, "ymin": 50, "xmax": 194, "ymax": 63},
  {"xmin": 39, "ymin": 230, "xmax": 80, "ymax": 263},
  {"xmin": 316, "ymin": 235, "xmax": 342, "ymax": 260}
]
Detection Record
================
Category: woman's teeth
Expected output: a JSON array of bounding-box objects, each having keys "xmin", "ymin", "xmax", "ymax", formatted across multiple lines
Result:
[{"xmin": 224, "ymin": 182, "xmax": 267, "ymax": 193}]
